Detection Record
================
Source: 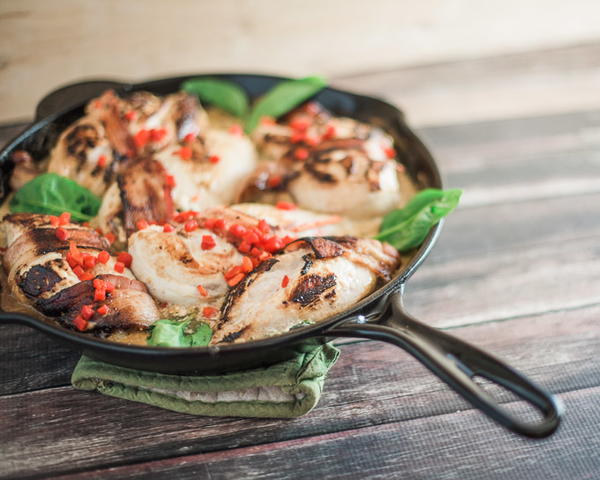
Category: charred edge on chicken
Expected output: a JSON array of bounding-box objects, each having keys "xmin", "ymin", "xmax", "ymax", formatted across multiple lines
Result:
[
  {"xmin": 218, "ymin": 257, "xmax": 280, "ymax": 332},
  {"xmin": 289, "ymin": 273, "xmax": 336, "ymax": 307}
]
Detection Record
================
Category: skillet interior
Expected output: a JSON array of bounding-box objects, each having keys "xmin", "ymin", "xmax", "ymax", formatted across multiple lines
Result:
[{"xmin": 0, "ymin": 74, "xmax": 443, "ymax": 373}]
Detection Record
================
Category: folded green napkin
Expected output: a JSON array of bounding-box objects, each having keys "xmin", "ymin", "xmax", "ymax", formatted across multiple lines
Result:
[{"xmin": 71, "ymin": 343, "xmax": 339, "ymax": 418}]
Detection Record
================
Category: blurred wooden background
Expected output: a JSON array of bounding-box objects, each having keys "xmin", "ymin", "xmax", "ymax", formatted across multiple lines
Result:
[{"xmin": 2, "ymin": 0, "xmax": 600, "ymax": 125}]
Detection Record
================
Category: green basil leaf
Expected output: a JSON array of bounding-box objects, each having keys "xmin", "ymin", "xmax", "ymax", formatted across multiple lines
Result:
[
  {"xmin": 147, "ymin": 319, "xmax": 213, "ymax": 347},
  {"xmin": 182, "ymin": 78, "xmax": 249, "ymax": 118},
  {"xmin": 147, "ymin": 319, "xmax": 191, "ymax": 347},
  {"xmin": 189, "ymin": 322, "xmax": 212, "ymax": 346},
  {"xmin": 244, "ymin": 76, "xmax": 327, "ymax": 133},
  {"xmin": 375, "ymin": 188, "xmax": 462, "ymax": 252},
  {"xmin": 10, "ymin": 173, "xmax": 101, "ymax": 222}
]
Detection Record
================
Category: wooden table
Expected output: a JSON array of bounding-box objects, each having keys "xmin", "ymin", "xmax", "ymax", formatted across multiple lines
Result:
[{"xmin": 2, "ymin": 47, "xmax": 600, "ymax": 479}]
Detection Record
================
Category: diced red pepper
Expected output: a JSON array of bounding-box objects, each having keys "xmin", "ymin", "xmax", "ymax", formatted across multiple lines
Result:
[
  {"xmin": 291, "ymin": 131, "xmax": 305, "ymax": 144},
  {"xmin": 97, "ymin": 251, "xmax": 110, "ymax": 264},
  {"xmin": 197, "ymin": 284, "xmax": 208, "ymax": 297},
  {"xmin": 105, "ymin": 281, "xmax": 115, "ymax": 293},
  {"xmin": 150, "ymin": 128, "xmax": 167, "ymax": 142},
  {"xmin": 49, "ymin": 215, "xmax": 60, "ymax": 227},
  {"xmin": 93, "ymin": 278, "xmax": 105, "ymax": 290},
  {"xmin": 224, "ymin": 265, "xmax": 241, "ymax": 280},
  {"xmin": 227, "ymin": 273, "xmax": 245, "ymax": 287},
  {"xmin": 229, "ymin": 224, "xmax": 247, "ymax": 237},
  {"xmin": 134, "ymin": 129, "xmax": 150, "ymax": 149},
  {"xmin": 94, "ymin": 288, "xmax": 106, "ymax": 302},
  {"xmin": 201, "ymin": 235, "xmax": 216, "ymax": 250},
  {"xmin": 136, "ymin": 219, "xmax": 149, "ymax": 231},
  {"xmin": 290, "ymin": 118, "xmax": 310, "ymax": 131},
  {"xmin": 183, "ymin": 133, "xmax": 195, "ymax": 143},
  {"xmin": 124, "ymin": 111, "xmax": 136, "ymax": 122},
  {"xmin": 323, "ymin": 124, "xmax": 336, "ymax": 140},
  {"xmin": 238, "ymin": 241, "xmax": 251, "ymax": 253},
  {"xmin": 59, "ymin": 212, "xmax": 71, "ymax": 225},
  {"xmin": 163, "ymin": 224, "xmax": 175, "ymax": 233},
  {"xmin": 384, "ymin": 146, "xmax": 396, "ymax": 159},
  {"xmin": 267, "ymin": 175, "xmax": 282, "ymax": 188},
  {"xmin": 97, "ymin": 304, "xmax": 109, "ymax": 315},
  {"xmin": 294, "ymin": 147, "xmax": 309, "ymax": 161},
  {"xmin": 208, "ymin": 155, "xmax": 220, "ymax": 164},
  {"xmin": 276, "ymin": 201, "xmax": 297, "ymax": 210},
  {"xmin": 241, "ymin": 256, "xmax": 253, "ymax": 273},
  {"xmin": 73, "ymin": 315, "xmax": 87, "ymax": 331},
  {"xmin": 203, "ymin": 218, "xmax": 216, "ymax": 229},
  {"xmin": 79, "ymin": 272, "xmax": 94, "ymax": 281},
  {"xmin": 214, "ymin": 219, "xmax": 226, "ymax": 230},
  {"xmin": 174, "ymin": 146, "xmax": 193, "ymax": 160},
  {"xmin": 264, "ymin": 236, "xmax": 284, "ymax": 253},
  {"xmin": 114, "ymin": 262, "xmax": 125, "ymax": 273},
  {"xmin": 81, "ymin": 304, "xmax": 94, "ymax": 321},
  {"xmin": 55, "ymin": 227, "xmax": 69, "ymax": 241},
  {"xmin": 117, "ymin": 251, "xmax": 132, "ymax": 268},
  {"xmin": 165, "ymin": 174, "xmax": 176, "ymax": 188},
  {"xmin": 72, "ymin": 265, "xmax": 85, "ymax": 278},
  {"xmin": 258, "ymin": 219, "xmax": 270, "ymax": 234},
  {"xmin": 243, "ymin": 231, "xmax": 259, "ymax": 245},
  {"xmin": 281, "ymin": 275, "xmax": 290, "ymax": 288},
  {"xmin": 104, "ymin": 232, "xmax": 116, "ymax": 244},
  {"xmin": 184, "ymin": 220, "xmax": 199, "ymax": 232},
  {"xmin": 228, "ymin": 124, "xmax": 243, "ymax": 136},
  {"xmin": 83, "ymin": 254, "xmax": 97, "ymax": 270},
  {"xmin": 202, "ymin": 306, "xmax": 218, "ymax": 318},
  {"xmin": 97, "ymin": 155, "xmax": 107, "ymax": 168}
]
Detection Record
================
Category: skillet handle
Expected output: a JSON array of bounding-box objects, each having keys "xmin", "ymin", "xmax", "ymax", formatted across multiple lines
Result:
[{"xmin": 327, "ymin": 289, "xmax": 562, "ymax": 438}]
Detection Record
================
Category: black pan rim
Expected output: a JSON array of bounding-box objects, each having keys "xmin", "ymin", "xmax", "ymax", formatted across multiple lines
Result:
[{"xmin": 0, "ymin": 73, "xmax": 443, "ymax": 357}]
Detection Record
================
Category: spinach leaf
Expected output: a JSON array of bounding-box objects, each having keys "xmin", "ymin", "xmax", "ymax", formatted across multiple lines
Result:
[
  {"xmin": 182, "ymin": 77, "xmax": 249, "ymax": 118},
  {"xmin": 375, "ymin": 188, "xmax": 462, "ymax": 252},
  {"xmin": 244, "ymin": 76, "xmax": 327, "ymax": 133},
  {"xmin": 147, "ymin": 319, "xmax": 213, "ymax": 347},
  {"xmin": 10, "ymin": 173, "xmax": 101, "ymax": 222}
]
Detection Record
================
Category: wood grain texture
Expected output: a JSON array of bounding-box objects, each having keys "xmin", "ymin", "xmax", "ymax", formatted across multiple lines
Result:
[
  {"xmin": 49, "ymin": 387, "xmax": 600, "ymax": 480},
  {"xmin": 2, "ymin": 304, "xmax": 599, "ymax": 479},
  {"xmin": 2, "ymin": 0, "xmax": 600, "ymax": 122}
]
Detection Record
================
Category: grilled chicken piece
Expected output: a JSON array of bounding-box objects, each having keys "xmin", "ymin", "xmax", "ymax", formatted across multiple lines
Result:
[
  {"xmin": 47, "ymin": 117, "xmax": 119, "ymax": 196},
  {"xmin": 118, "ymin": 157, "xmax": 174, "ymax": 235},
  {"xmin": 212, "ymin": 236, "xmax": 400, "ymax": 344},
  {"xmin": 36, "ymin": 274, "xmax": 159, "ymax": 334},
  {"xmin": 154, "ymin": 128, "xmax": 257, "ymax": 212},
  {"xmin": 242, "ymin": 138, "xmax": 403, "ymax": 218},
  {"xmin": 246, "ymin": 103, "xmax": 407, "ymax": 218},
  {"xmin": 2, "ymin": 213, "xmax": 133, "ymax": 304},
  {"xmin": 230, "ymin": 203, "xmax": 364, "ymax": 237},
  {"xmin": 128, "ymin": 225, "xmax": 243, "ymax": 306},
  {"xmin": 87, "ymin": 90, "xmax": 209, "ymax": 155}
]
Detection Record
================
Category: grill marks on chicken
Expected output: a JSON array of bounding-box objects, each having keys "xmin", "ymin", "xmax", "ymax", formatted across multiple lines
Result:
[
  {"xmin": 245, "ymin": 105, "xmax": 405, "ymax": 218},
  {"xmin": 36, "ymin": 274, "xmax": 159, "ymax": 334},
  {"xmin": 118, "ymin": 157, "xmax": 174, "ymax": 235},
  {"xmin": 213, "ymin": 236, "xmax": 400, "ymax": 344},
  {"xmin": 1, "ymin": 213, "xmax": 159, "ymax": 333}
]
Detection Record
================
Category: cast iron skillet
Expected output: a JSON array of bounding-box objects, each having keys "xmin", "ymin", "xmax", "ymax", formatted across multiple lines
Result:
[{"xmin": 0, "ymin": 74, "xmax": 562, "ymax": 438}]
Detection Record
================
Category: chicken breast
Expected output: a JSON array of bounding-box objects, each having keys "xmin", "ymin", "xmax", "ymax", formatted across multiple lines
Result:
[
  {"xmin": 245, "ymin": 102, "xmax": 408, "ymax": 218},
  {"xmin": 154, "ymin": 128, "xmax": 257, "ymax": 212},
  {"xmin": 128, "ymin": 225, "xmax": 243, "ymax": 306},
  {"xmin": 1, "ymin": 213, "xmax": 158, "ymax": 333},
  {"xmin": 212, "ymin": 236, "xmax": 400, "ymax": 344}
]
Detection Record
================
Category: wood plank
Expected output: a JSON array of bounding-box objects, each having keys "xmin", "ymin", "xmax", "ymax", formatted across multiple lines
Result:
[
  {"xmin": 3, "ymin": 0, "xmax": 600, "ymax": 122},
  {"xmin": 51, "ymin": 386, "xmax": 600, "ymax": 480},
  {"xmin": 2, "ymin": 303, "xmax": 599, "ymax": 478},
  {"xmin": 336, "ymin": 43, "xmax": 600, "ymax": 126}
]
